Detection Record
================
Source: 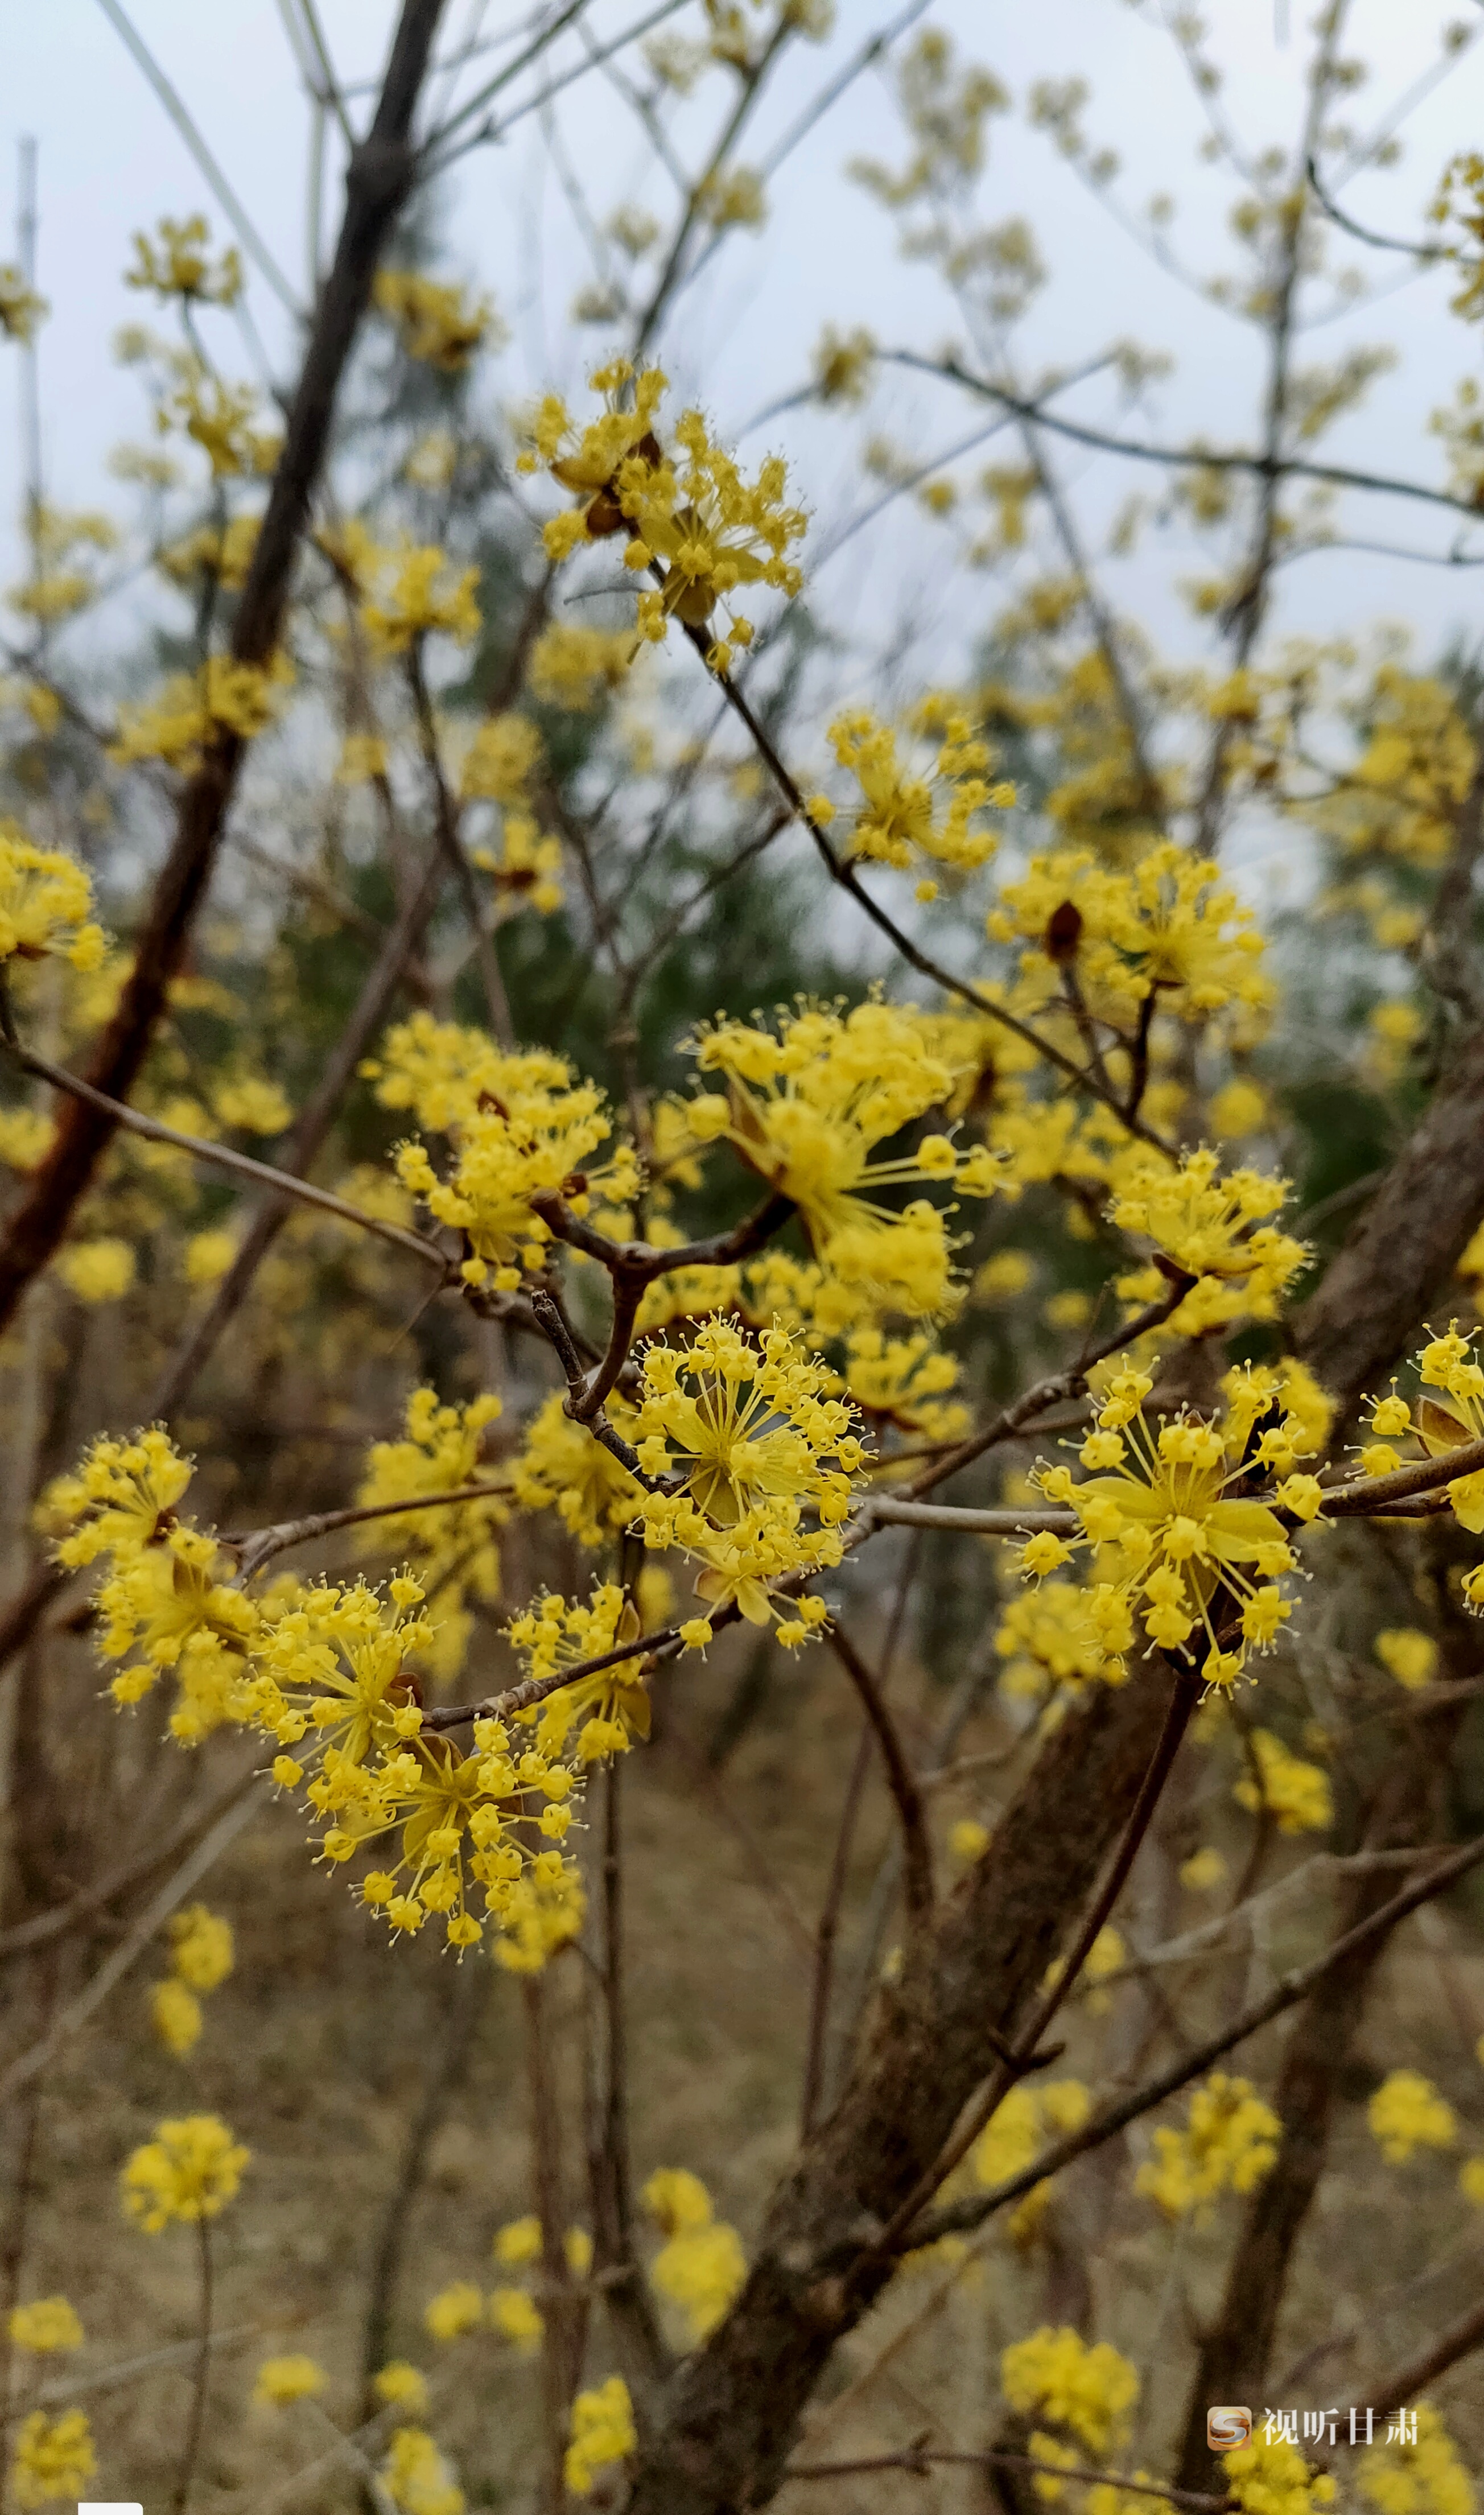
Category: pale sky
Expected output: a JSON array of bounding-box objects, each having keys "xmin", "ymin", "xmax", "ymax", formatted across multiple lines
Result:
[{"xmin": 7, "ymin": 0, "xmax": 1484, "ymax": 759}]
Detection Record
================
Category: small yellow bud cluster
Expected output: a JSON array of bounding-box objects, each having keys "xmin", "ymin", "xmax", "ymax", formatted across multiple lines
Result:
[{"xmin": 1135, "ymin": 2073, "xmax": 1280, "ymax": 2219}]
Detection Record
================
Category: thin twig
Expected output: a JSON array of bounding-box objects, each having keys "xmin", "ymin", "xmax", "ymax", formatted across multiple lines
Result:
[{"xmin": 826, "ymin": 1626, "xmax": 934, "ymax": 1930}]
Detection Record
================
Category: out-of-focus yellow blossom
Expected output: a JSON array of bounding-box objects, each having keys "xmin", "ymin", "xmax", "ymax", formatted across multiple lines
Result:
[
  {"xmin": 843, "ymin": 1326, "xmax": 968, "ymax": 1441},
  {"xmin": 688, "ymin": 1001, "xmax": 999, "ymax": 1314},
  {"xmin": 0, "ymin": 265, "xmax": 48, "ymax": 341},
  {"xmin": 488, "ymin": 2288, "xmax": 543, "ymax": 2351},
  {"xmin": 1029, "ymin": 1364, "xmax": 1312, "ymax": 1689},
  {"xmin": 490, "ymin": 1856, "xmax": 587, "ymax": 1973},
  {"xmin": 109, "ymin": 653, "xmax": 292, "ymax": 770},
  {"xmin": 1135, "ymin": 2073, "xmax": 1280, "ymax": 2219},
  {"xmin": 1000, "ymin": 2326, "xmax": 1138, "ymax": 2458},
  {"xmin": 949, "ymin": 1817, "xmax": 990, "ymax": 1863},
  {"xmin": 374, "ymin": 270, "xmax": 501, "ymax": 370},
  {"xmin": 380, "ymin": 2426, "xmax": 464, "ymax": 2515},
  {"xmin": 1313, "ymin": 668, "xmax": 1474, "ymax": 868},
  {"xmin": 0, "ymin": 1108, "xmax": 54, "ymax": 1172},
  {"xmin": 493, "ymin": 2214, "xmax": 542, "ymax": 2267},
  {"xmin": 643, "ymin": 2170, "xmax": 747, "ymax": 2343},
  {"xmin": 1042, "ymin": 1926, "xmax": 1125, "ymax": 2015},
  {"xmin": 471, "ymin": 811, "xmax": 565, "ymax": 917},
  {"xmin": 213, "ymin": 1075, "xmax": 291, "ymax": 1135},
  {"xmin": 527, "ymin": 621, "xmax": 634, "ymax": 710},
  {"xmin": 56, "ymin": 1238, "xmax": 135, "ymax": 1304},
  {"xmin": 511, "ymin": 1388, "xmax": 642, "ymax": 1547},
  {"xmin": 460, "ymin": 712, "xmax": 541, "ymax": 803},
  {"xmin": 1224, "ymin": 2434, "xmax": 1337, "ymax": 2515},
  {"xmin": 1358, "ymin": 2402, "xmax": 1475, "ymax": 2515},
  {"xmin": 424, "ymin": 2281, "xmax": 485, "ymax": 2341},
  {"xmin": 7, "ymin": 2299, "xmax": 83, "ymax": 2353},
  {"xmin": 0, "ymin": 824, "xmax": 106, "ymax": 970},
  {"xmin": 972, "ymin": 2081, "xmax": 1090, "ymax": 2242},
  {"xmin": 254, "ymin": 2354, "xmax": 326, "ymax": 2407},
  {"xmin": 1368, "ymin": 2070, "xmax": 1457, "ymax": 2164},
  {"xmin": 1209, "ymin": 1076, "xmax": 1269, "ymax": 1138},
  {"xmin": 336, "ymin": 732, "xmax": 388, "ymax": 785},
  {"xmin": 813, "ymin": 323, "xmax": 876, "ymax": 403},
  {"xmin": 508, "ymin": 1586, "xmax": 649, "ymax": 1764},
  {"xmin": 158, "ymin": 513, "xmax": 261, "ymax": 592},
  {"xmin": 700, "ymin": 164, "xmax": 766, "ymax": 227},
  {"xmin": 121, "ymin": 2113, "xmax": 249, "ymax": 2229},
  {"xmin": 976, "ymin": 1248, "xmax": 1034, "ymax": 1301},
  {"xmin": 995, "ymin": 1582, "xmax": 1127, "ymax": 1701},
  {"xmin": 355, "ymin": 1388, "xmax": 505, "ymax": 1681},
  {"xmin": 1180, "ymin": 1846, "xmax": 1227, "ymax": 1893},
  {"xmin": 1460, "ymin": 2155, "xmax": 1484, "ymax": 2207},
  {"xmin": 1376, "ymin": 1628, "xmax": 1438, "ymax": 1691},
  {"xmin": 150, "ymin": 1978, "xmax": 203, "ymax": 2055},
  {"xmin": 182, "ymin": 1227, "xmax": 236, "ymax": 1287},
  {"xmin": 169, "ymin": 1902, "xmax": 234, "ymax": 1992},
  {"xmin": 374, "ymin": 2364, "xmax": 430, "ymax": 2414},
  {"xmin": 824, "ymin": 702, "xmax": 1013, "ymax": 878},
  {"xmin": 360, "ymin": 545, "xmax": 481, "ymax": 655},
  {"xmin": 126, "ymin": 215, "xmax": 241, "ymax": 304},
  {"xmin": 564, "ymin": 2376, "xmax": 636, "ymax": 2496},
  {"xmin": 1234, "ymin": 1731, "xmax": 1333, "ymax": 1836},
  {"xmin": 94, "ymin": 1522, "xmax": 259, "ymax": 1737},
  {"xmin": 9, "ymin": 2410, "xmax": 96, "ymax": 2509}
]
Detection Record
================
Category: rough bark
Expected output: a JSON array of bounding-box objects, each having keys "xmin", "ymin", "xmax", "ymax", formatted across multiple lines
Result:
[
  {"xmin": 0, "ymin": 0, "xmax": 451, "ymax": 1339},
  {"xmin": 1293, "ymin": 1012, "xmax": 1484, "ymax": 1420},
  {"xmin": 624, "ymin": 1653, "xmax": 1173, "ymax": 2515},
  {"xmin": 1174, "ymin": 1708, "xmax": 1461, "ymax": 2493}
]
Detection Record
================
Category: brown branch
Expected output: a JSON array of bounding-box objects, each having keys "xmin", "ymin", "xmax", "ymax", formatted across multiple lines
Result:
[
  {"xmin": 0, "ymin": 0, "xmax": 452, "ymax": 1340},
  {"xmin": 826, "ymin": 1626, "xmax": 934, "ymax": 1931},
  {"xmin": 587, "ymin": 1754, "xmax": 670, "ymax": 2402},
  {"xmin": 1364, "ymin": 2295, "xmax": 1484, "ymax": 2424},
  {"xmin": 786, "ymin": 2447, "xmax": 1228, "ymax": 2506},
  {"xmin": 406, "ymin": 640, "xmax": 516, "ymax": 1048},
  {"xmin": 0, "ymin": 1762, "xmax": 260, "ymax": 1960},
  {"xmin": 800, "ymin": 1721, "xmax": 872, "ymax": 2139},
  {"xmin": 225, "ymin": 1479, "xmax": 512, "ymax": 1582}
]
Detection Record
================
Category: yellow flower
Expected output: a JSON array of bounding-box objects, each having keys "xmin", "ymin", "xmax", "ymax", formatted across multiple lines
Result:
[
  {"xmin": 109, "ymin": 652, "xmax": 292, "ymax": 769},
  {"xmin": 689, "ymin": 1000, "xmax": 999, "ymax": 1314},
  {"xmin": 642, "ymin": 2170, "xmax": 746, "ymax": 2342},
  {"xmin": 424, "ymin": 2281, "xmax": 485, "ymax": 2342},
  {"xmin": 489, "ymin": 1856, "xmax": 587, "ymax": 1973},
  {"xmin": 254, "ymin": 2353, "xmax": 326, "ymax": 2407},
  {"xmin": 1377, "ymin": 1628, "xmax": 1438, "ymax": 1690},
  {"xmin": 374, "ymin": 270, "xmax": 501, "ymax": 370},
  {"xmin": 510, "ymin": 1388, "xmax": 643, "ymax": 1547},
  {"xmin": 0, "ymin": 265, "xmax": 48, "ymax": 343},
  {"xmin": 989, "ymin": 841, "xmax": 1272, "ymax": 1026},
  {"xmin": 355, "ymin": 1388, "xmax": 505, "ymax": 1681},
  {"xmin": 1001, "ymin": 2326, "xmax": 1139, "ymax": 2458},
  {"xmin": 0, "ymin": 824, "xmax": 106, "ymax": 970},
  {"xmin": 213, "ymin": 1075, "xmax": 292, "ymax": 1135},
  {"xmin": 493, "ymin": 2213, "xmax": 543, "ymax": 2267},
  {"xmin": 488, "ymin": 2288, "xmax": 543, "ymax": 2352},
  {"xmin": 526, "ymin": 621, "xmax": 634, "ymax": 710},
  {"xmin": 1179, "ymin": 1845, "xmax": 1227, "ymax": 1893},
  {"xmin": 506, "ymin": 1586, "xmax": 649, "ymax": 1766},
  {"xmin": 373, "ymin": 2363, "xmax": 430, "ymax": 2414},
  {"xmin": 150, "ymin": 1977, "xmax": 204, "ymax": 2055},
  {"xmin": 1234, "ymin": 1730, "xmax": 1333, "ymax": 1836},
  {"xmin": 460, "ymin": 712, "xmax": 541, "ymax": 803},
  {"xmin": 56, "ymin": 1238, "xmax": 135, "ymax": 1304},
  {"xmin": 121, "ymin": 2114, "xmax": 249, "ymax": 2229},
  {"xmin": 1135, "ymin": 2074, "xmax": 1280, "ymax": 2219},
  {"xmin": 380, "ymin": 2426, "xmax": 464, "ymax": 2515},
  {"xmin": 95, "ymin": 1524, "xmax": 259, "ymax": 1739},
  {"xmin": 360, "ymin": 545, "xmax": 481, "ymax": 655},
  {"xmin": 1368, "ymin": 2069, "xmax": 1457, "ymax": 2164},
  {"xmin": 184, "ymin": 1227, "xmax": 237, "ymax": 1285},
  {"xmin": 1108, "ymin": 1148, "xmax": 1306, "ymax": 1322},
  {"xmin": 1224, "ymin": 2434, "xmax": 1336, "ymax": 2515},
  {"xmin": 169, "ymin": 1902, "xmax": 234, "ymax": 1991},
  {"xmin": 1358, "ymin": 2402, "xmax": 1475, "ymax": 2515},
  {"xmin": 126, "ymin": 214, "xmax": 241, "ymax": 304},
  {"xmin": 825, "ymin": 700, "xmax": 1012, "ymax": 878},
  {"xmin": 564, "ymin": 2377, "xmax": 637, "ymax": 2495},
  {"xmin": 9, "ymin": 2410, "xmax": 96, "ymax": 2509},
  {"xmin": 7, "ymin": 2299, "xmax": 83, "ymax": 2353},
  {"xmin": 1029, "ymin": 1372, "xmax": 1301, "ymax": 1687},
  {"xmin": 44, "ymin": 1424, "xmax": 193, "ymax": 1568},
  {"xmin": 949, "ymin": 1817, "xmax": 991, "ymax": 1864}
]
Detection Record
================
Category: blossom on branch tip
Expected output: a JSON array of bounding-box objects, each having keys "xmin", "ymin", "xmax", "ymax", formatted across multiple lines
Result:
[{"xmin": 0, "ymin": 824, "xmax": 106, "ymax": 971}]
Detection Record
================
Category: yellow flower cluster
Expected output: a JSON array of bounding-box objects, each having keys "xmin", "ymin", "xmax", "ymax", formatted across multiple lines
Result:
[
  {"xmin": 355, "ymin": 1388, "xmax": 506, "ymax": 1681},
  {"xmin": 7, "ymin": 2298, "xmax": 83, "ymax": 2353},
  {"xmin": 1000, "ymin": 2325, "xmax": 1139, "ymax": 2458},
  {"xmin": 989, "ymin": 842, "xmax": 1272, "ymax": 1027},
  {"xmin": 380, "ymin": 2426, "xmax": 465, "ymax": 2515},
  {"xmin": 1359, "ymin": 2403, "xmax": 1476, "ymax": 2515},
  {"xmin": 971, "ymin": 2080, "xmax": 1091, "ymax": 2244},
  {"xmin": 1224, "ymin": 2435, "xmax": 1337, "ymax": 2515},
  {"xmin": 820, "ymin": 700, "xmax": 1013, "ymax": 896},
  {"xmin": 369, "ymin": 1016, "xmax": 640, "ymax": 1292},
  {"xmin": 374, "ymin": 270, "xmax": 500, "ymax": 370},
  {"xmin": 150, "ymin": 1900, "xmax": 235, "ymax": 2056},
  {"xmin": 1027, "ymin": 1364, "xmax": 1313, "ymax": 1689},
  {"xmin": 126, "ymin": 213, "xmax": 241, "ymax": 305},
  {"xmin": 1135, "ymin": 2073, "xmax": 1280, "ymax": 2219},
  {"xmin": 689, "ymin": 1000, "xmax": 999, "ymax": 1315},
  {"xmin": 1234, "ymin": 1730, "xmax": 1333, "ymax": 1836},
  {"xmin": 1362, "ymin": 1330, "xmax": 1484, "ymax": 1573},
  {"xmin": 842, "ymin": 1324, "xmax": 968, "ymax": 1442},
  {"xmin": 564, "ymin": 2376, "xmax": 636, "ymax": 2496},
  {"xmin": 0, "ymin": 263, "xmax": 48, "ymax": 343},
  {"xmin": 253, "ymin": 2353, "xmax": 326, "ymax": 2406},
  {"xmin": 1376, "ymin": 1628, "xmax": 1438, "ymax": 1691},
  {"xmin": 56, "ymin": 1238, "xmax": 135, "ymax": 1304},
  {"xmin": 0, "ymin": 824, "xmax": 105, "ymax": 971},
  {"xmin": 508, "ymin": 1585, "xmax": 650, "ymax": 1763},
  {"xmin": 1108, "ymin": 1148, "xmax": 1308, "ymax": 1333},
  {"xmin": 527, "ymin": 621, "xmax": 634, "ymax": 710},
  {"xmin": 1368, "ymin": 2069, "xmax": 1457, "ymax": 2164},
  {"xmin": 9, "ymin": 2410, "xmax": 96, "ymax": 2510},
  {"xmin": 360, "ymin": 543, "xmax": 481, "ymax": 656},
  {"xmin": 109, "ymin": 652, "xmax": 292, "ymax": 771},
  {"xmin": 995, "ymin": 1580, "xmax": 1125, "ymax": 1702},
  {"xmin": 121, "ymin": 2113, "xmax": 249, "ymax": 2230},
  {"xmin": 633, "ymin": 1317, "xmax": 859, "ymax": 1640},
  {"xmin": 511, "ymin": 1388, "xmax": 643, "ymax": 1545},
  {"xmin": 642, "ymin": 2170, "xmax": 747, "ymax": 2343}
]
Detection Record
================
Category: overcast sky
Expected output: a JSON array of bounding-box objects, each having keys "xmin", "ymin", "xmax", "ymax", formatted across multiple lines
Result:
[{"xmin": 7, "ymin": 0, "xmax": 1484, "ymax": 776}]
